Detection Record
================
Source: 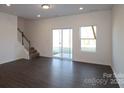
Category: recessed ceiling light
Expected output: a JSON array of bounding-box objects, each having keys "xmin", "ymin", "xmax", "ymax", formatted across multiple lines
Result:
[
  {"xmin": 79, "ymin": 7, "xmax": 83, "ymax": 10},
  {"xmin": 37, "ymin": 14, "xmax": 41, "ymax": 18},
  {"xmin": 6, "ymin": 4, "xmax": 11, "ymax": 6},
  {"xmin": 41, "ymin": 4, "xmax": 50, "ymax": 9}
]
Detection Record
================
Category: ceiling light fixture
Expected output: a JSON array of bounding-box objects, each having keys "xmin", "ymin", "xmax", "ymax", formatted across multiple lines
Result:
[
  {"xmin": 41, "ymin": 4, "xmax": 50, "ymax": 9},
  {"xmin": 37, "ymin": 14, "xmax": 41, "ymax": 18},
  {"xmin": 6, "ymin": 4, "xmax": 11, "ymax": 6},
  {"xmin": 79, "ymin": 7, "xmax": 83, "ymax": 10}
]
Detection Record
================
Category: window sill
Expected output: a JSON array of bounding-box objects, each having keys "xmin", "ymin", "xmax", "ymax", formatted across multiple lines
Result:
[{"xmin": 81, "ymin": 48, "xmax": 96, "ymax": 53}]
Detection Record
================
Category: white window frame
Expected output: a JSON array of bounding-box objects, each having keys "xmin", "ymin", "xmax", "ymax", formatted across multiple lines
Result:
[{"xmin": 80, "ymin": 25, "xmax": 97, "ymax": 52}]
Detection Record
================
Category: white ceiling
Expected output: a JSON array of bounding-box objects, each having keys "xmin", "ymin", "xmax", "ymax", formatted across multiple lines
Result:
[{"xmin": 0, "ymin": 4, "xmax": 112, "ymax": 19}]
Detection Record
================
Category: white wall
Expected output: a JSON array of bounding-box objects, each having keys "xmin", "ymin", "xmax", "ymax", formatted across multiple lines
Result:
[
  {"xmin": 112, "ymin": 5, "xmax": 124, "ymax": 88},
  {"xmin": 17, "ymin": 17, "xmax": 25, "ymax": 45},
  {"xmin": 0, "ymin": 12, "xmax": 28, "ymax": 64},
  {"xmin": 25, "ymin": 10, "xmax": 112, "ymax": 66},
  {"xmin": 18, "ymin": 17, "xmax": 25, "ymax": 31}
]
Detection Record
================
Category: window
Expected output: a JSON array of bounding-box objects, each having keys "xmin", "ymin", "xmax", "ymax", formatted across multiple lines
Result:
[{"xmin": 80, "ymin": 26, "xmax": 96, "ymax": 52}]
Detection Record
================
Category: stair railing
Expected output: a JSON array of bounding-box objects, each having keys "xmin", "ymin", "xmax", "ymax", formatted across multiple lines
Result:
[{"xmin": 17, "ymin": 28, "xmax": 31, "ymax": 51}]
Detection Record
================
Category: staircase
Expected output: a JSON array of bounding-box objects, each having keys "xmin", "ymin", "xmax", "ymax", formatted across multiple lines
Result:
[
  {"xmin": 18, "ymin": 28, "xmax": 40, "ymax": 59},
  {"xmin": 29, "ymin": 47, "xmax": 40, "ymax": 59}
]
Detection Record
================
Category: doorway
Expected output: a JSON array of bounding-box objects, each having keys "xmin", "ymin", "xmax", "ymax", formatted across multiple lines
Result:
[{"xmin": 53, "ymin": 29, "xmax": 72, "ymax": 60}]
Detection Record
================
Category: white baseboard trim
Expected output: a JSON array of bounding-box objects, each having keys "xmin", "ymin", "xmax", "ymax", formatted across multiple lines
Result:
[{"xmin": 112, "ymin": 67, "xmax": 124, "ymax": 88}]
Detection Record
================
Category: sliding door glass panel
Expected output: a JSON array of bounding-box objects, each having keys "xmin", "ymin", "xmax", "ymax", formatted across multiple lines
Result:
[
  {"xmin": 62, "ymin": 29, "xmax": 72, "ymax": 59},
  {"xmin": 53, "ymin": 29, "xmax": 62, "ymax": 58}
]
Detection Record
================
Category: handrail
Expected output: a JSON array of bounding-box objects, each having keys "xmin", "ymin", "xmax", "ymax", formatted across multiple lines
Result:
[{"xmin": 17, "ymin": 28, "xmax": 31, "ymax": 50}]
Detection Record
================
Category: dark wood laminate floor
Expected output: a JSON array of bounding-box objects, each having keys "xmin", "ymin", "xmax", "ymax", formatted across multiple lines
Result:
[{"xmin": 0, "ymin": 57, "xmax": 119, "ymax": 88}]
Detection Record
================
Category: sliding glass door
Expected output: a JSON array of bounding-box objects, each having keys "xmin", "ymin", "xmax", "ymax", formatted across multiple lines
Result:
[
  {"xmin": 53, "ymin": 29, "xmax": 62, "ymax": 58},
  {"xmin": 53, "ymin": 29, "xmax": 72, "ymax": 59}
]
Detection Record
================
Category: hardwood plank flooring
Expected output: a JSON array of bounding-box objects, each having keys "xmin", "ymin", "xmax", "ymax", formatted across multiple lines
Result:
[{"xmin": 0, "ymin": 57, "xmax": 119, "ymax": 88}]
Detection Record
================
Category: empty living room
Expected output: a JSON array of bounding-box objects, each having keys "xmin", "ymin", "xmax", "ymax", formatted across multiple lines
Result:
[{"xmin": 0, "ymin": 1, "xmax": 124, "ymax": 91}]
